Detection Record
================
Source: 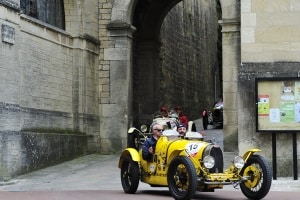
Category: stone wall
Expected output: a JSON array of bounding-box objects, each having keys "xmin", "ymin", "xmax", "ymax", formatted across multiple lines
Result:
[
  {"xmin": 159, "ymin": 0, "xmax": 221, "ymax": 121},
  {"xmin": 241, "ymin": 0, "xmax": 300, "ymax": 63},
  {"xmin": 0, "ymin": 131, "xmax": 87, "ymax": 181},
  {"xmin": 240, "ymin": 0, "xmax": 300, "ymax": 177},
  {"xmin": 0, "ymin": 1, "xmax": 100, "ymax": 140},
  {"xmin": 0, "ymin": 1, "xmax": 100, "ymax": 178}
]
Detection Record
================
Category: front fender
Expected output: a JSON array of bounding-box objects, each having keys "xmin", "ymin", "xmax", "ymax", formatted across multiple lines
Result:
[
  {"xmin": 118, "ymin": 148, "xmax": 141, "ymax": 168},
  {"xmin": 242, "ymin": 148, "xmax": 261, "ymax": 162}
]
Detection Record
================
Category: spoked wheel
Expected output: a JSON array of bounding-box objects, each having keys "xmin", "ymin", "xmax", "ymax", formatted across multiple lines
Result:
[
  {"xmin": 240, "ymin": 155, "xmax": 272, "ymax": 200},
  {"xmin": 167, "ymin": 156, "xmax": 197, "ymax": 200},
  {"xmin": 120, "ymin": 155, "xmax": 140, "ymax": 194}
]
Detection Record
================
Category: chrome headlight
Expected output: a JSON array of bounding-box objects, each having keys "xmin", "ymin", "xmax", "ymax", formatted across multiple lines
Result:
[
  {"xmin": 233, "ymin": 156, "xmax": 245, "ymax": 169},
  {"xmin": 203, "ymin": 155, "xmax": 215, "ymax": 169}
]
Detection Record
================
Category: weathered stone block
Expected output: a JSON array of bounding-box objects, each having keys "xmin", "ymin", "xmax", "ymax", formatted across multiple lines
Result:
[{"xmin": 1, "ymin": 23, "xmax": 15, "ymax": 44}]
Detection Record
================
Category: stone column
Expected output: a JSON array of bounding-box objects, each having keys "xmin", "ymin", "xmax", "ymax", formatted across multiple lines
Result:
[
  {"xmin": 219, "ymin": 0, "xmax": 240, "ymax": 152},
  {"xmin": 100, "ymin": 21, "xmax": 136, "ymax": 153}
]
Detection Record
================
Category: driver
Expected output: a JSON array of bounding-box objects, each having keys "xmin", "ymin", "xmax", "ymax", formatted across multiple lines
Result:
[{"xmin": 142, "ymin": 123, "xmax": 163, "ymax": 161}]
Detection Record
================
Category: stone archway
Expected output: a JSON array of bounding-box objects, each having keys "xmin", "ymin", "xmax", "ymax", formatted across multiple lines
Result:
[
  {"xmin": 132, "ymin": 0, "xmax": 189, "ymax": 127},
  {"xmin": 102, "ymin": 0, "xmax": 240, "ymax": 153}
]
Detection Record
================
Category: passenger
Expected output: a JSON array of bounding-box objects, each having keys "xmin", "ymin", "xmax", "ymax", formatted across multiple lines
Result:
[
  {"xmin": 153, "ymin": 106, "xmax": 178, "ymax": 130},
  {"xmin": 177, "ymin": 123, "xmax": 187, "ymax": 137},
  {"xmin": 160, "ymin": 106, "xmax": 169, "ymax": 118},
  {"xmin": 169, "ymin": 106, "xmax": 178, "ymax": 117},
  {"xmin": 177, "ymin": 106, "xmax": 189, "ymax": 128},
  {"xmin": 142, "ymin": 123, "xmax": 163, "ymax": 161}
]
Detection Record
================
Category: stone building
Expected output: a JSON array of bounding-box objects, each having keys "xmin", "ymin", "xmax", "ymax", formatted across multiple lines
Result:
[
  {"xmin": 0, "ymin": 0, "xmax": 100, "ymax": 179},
  {"xmin": 0, "ymin": 0, "xmax": 299, "ymax": 179},
  {"xmin": 239, "ymin": 0, "xmax": 300, "ymax": 178}
]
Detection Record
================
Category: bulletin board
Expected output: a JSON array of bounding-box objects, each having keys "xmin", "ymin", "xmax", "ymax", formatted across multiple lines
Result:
[{"xmin": 256, "ymin": 77, "xmax": 300, "ymax": 132}]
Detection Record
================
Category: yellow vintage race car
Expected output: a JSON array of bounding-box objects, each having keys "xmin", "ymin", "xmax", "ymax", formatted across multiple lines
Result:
[{"xmin": 118, "ymin": 123, "xmax": 272, "ymax": 200}]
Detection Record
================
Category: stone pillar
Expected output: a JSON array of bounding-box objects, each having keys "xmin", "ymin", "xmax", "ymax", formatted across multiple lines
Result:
[
  {"xmin": 219, "ymin": 0, "xmax": 240, "ymax": 152},
  {"xmin": 100, "ymin": 21, "xmax": 135, "ymax": 153}
]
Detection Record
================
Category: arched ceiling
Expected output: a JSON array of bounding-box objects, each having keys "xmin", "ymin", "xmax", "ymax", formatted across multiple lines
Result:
[{"xmin": 133, "ymin": 0, "xmax": 182, "ymax": 40}]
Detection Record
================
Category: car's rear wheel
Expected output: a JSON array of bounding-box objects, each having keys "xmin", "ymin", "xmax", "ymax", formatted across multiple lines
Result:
[
  {"xmin": 120, "ymin": 155, "xmax": 140, "ymax": 194},
  {"xmin": 167, "ymin": 156, "xmax": 197, "ymax": 200},
  {"xmin": 240, "ymin": 155, "xmax": 272, "ymax": 200}
]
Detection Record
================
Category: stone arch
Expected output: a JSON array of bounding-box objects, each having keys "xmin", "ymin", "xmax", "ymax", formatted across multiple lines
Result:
[
  {"xmin": 104, "ymin": 0, "xmax": 240, "ymax": 152},
  {"xmin": 104, "ymin": 0, "xmax": 189, "ymax": 153},
  {"xmin": 131, "ymin": 0, "xmax": 186, "ymax": 126},
  {"xmin": 130, "ymin": 0, "xmax": 224, "ymax": 126},
  {"xmin": 110, "ymin": 0, "xmax": 137, "ymax": 23}
]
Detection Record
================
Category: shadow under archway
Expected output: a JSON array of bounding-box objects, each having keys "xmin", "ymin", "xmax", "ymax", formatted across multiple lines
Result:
[{"xmin": 131, "ymin": 0, "xmax": 222, "ymax": 128}]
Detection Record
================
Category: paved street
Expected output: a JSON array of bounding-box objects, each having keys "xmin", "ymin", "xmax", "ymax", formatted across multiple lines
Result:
[
  {"xmin": 1, "ymin": 153, "xmax": 299, "ymax": 192},
  {"xmin": 0, "ymin": 120, "xmax": 299, "ymax": 199},
  {"xmin": 1, "ymin": 190, "xmax": 300, "ymax": 200},
  {"xmin": 0, "ymin": 153, "xmax": 299, "ymax": 199}
]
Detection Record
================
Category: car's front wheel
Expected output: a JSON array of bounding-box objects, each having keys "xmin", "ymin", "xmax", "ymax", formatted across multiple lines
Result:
[
  {"xmin": 120, "ymin": 155, "xmax": 140, "ymax": 194},
  {"xmin": 240, "ymin": 155, "xmax": 272, "ymax": 200},
  {"xmin": 167, "ymin": 156, "xmax": 197, "ymax": 200}
]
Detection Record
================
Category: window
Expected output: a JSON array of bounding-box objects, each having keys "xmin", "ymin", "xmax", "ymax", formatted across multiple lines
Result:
[{"xmin": 20, "ymin": 0, "xmax": 65, "ymax": 30}]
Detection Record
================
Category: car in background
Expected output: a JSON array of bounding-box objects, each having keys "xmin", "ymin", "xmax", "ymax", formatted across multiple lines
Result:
[{"xmin": 212, "ymin": 100, "xmax": 223, "ymax": 128}]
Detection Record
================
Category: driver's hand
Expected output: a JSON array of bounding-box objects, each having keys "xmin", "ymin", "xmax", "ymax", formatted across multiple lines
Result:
[{"xmin": 148, "ymin": 146, "xmax": 153, "ymax": 154}]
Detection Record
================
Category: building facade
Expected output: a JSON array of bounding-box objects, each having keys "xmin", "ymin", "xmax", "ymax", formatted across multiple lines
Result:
[{"xmin": 0, "ymin": 0, "xmax": 299, "ymax": 178}]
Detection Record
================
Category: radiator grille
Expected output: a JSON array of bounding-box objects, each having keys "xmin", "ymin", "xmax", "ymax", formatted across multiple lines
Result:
[{"xmin": 203, "ymin": 145, "xmax": 224, "ymax": 173}]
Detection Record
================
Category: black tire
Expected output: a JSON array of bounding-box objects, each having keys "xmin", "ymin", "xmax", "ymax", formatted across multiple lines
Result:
[
  {"xmin": 213, "ymin": 109, "xmax": 221, "ymax": 118},
  {"xmin": 120, "ymin": 155, "xmax": 140, "ymax": 194},
  {"xmin": 167, "ymin": 156, "xmax": 198, "ymax": 200},
  {"xmin": 240, "ymin": 155, "xmax": 272, "ymax": 200},
  {"xmin": 127, "ymin": 131, "xmax": 140, "ymax": 150}
]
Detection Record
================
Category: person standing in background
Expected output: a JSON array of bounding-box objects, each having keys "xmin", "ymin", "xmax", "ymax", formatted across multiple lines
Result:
[{"xmin": 202, "ymin": 109, "xmax": 208, "ymax": 130}]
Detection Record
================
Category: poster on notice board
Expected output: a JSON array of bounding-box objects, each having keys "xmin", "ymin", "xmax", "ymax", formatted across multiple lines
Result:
[{"xmin": 256, "ymin": 77, "xmax": 300, "ymax": 132}]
